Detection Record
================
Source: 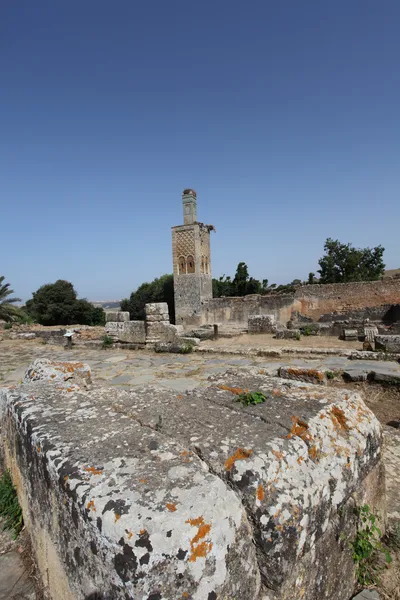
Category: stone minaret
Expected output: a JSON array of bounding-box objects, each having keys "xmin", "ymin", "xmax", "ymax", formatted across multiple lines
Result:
[{"xmin": 172, "ymin": 189, "xmax": 213, "ymax": 326}]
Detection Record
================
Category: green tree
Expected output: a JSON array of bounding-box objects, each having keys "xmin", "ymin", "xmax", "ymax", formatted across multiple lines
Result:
[
  {"xmin": 308, "ymin": 272, "xmax": 316, "ymax": 284},
  {"xmin": 0, "ymin": 276, "xmax": 22, "ymax": 322},
  {"xmin": 25, "ymin": 280, "xmax": 105, "ymax": 326},
  {"xmin": 233, "ymin": 262, "xmax": 249, "ymax": 296},
  {"xmin": 120, "ymin": 274, "xmax": 175, "ymax": 322},
  {"xmin": 318, "ymin": 238, "xmax": 385, "ymax": 284}
]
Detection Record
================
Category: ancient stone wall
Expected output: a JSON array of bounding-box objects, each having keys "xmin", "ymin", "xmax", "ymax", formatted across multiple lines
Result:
[
  {"xmin": 294, "ymin": 279, "xmax": 400, "ymax": 320},
  {"xmin": 201, "ymin": 279, "xmax": 400, "ymax": 327},
  {"xmin": 202, "ymin": 294, "xmax": 294, "ymax": 326}
]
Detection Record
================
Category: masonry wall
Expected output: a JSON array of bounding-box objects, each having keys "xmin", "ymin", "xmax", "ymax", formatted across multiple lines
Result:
[
  {"xmin": 294, "ymin": 279, "xmax": 400, "ymax": 320},
  {"xmin": 201, "ymin": 278, "xmax": 400, "ymax": 326}
]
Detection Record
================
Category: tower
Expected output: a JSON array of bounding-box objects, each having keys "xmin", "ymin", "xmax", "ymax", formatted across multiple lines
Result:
[{"xmin": 172, "ymin": 189, "xmax": 213, "ymax": 326}]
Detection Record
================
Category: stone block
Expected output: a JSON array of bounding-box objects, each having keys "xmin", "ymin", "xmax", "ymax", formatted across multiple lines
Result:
[
  {"xmin": 145, "ymin": 302, "xmax": 169, "ymax": 316},
  {"xmin": 364, "ymin": 326, "xmax": 379, "ymax": 343},
  {"xmin": 375, "ymin": 335, "xmax": 400, "ymax": 353},
  {"xmin": 146, "ymin": 322, "xmax": 180, "ymax": 343},
  {"xmin": 279, "ymin": 365, "xmax": 326, "ymax": 384},
  {"xmin": 248, "ymin": 314, "xmax": 275, "ymax": 334},
  {"xmin": 105, "ymin": 311, "xmax": 130, "ymax": 323},
  {"xmin": 118, "ymin": 321, "xmax": 146, "ymax": 344},
  {"xmin": 343, "ymin": 328, "xmax": 358, "ymax": 341},
  {"xmin": 145, "ymin": 313, "xmax": 170, "ymax": 322},
  {"xmin": 104, "ymin": 321, "xmax": 124, "ymax": 340},
  {"xmin": 0, "ymin": 368, "xmax": 385, "ymax": 600},
  {"xmin": 23, "ymin": 358, "xmax": 92, "ymax": 387},
  {"xmin": 105, "ymin": 321, "xmax": 146, "ymax": 344},
  {"xmin": 154, "ymin": 340, "xmax": 196, "ymax": 353},
  {"xmin": 275, "ymin": 328, "xmax": 300, "ymax": 340}
]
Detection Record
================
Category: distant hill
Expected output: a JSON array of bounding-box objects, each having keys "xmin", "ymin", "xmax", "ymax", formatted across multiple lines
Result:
[
  {"xmin": 91, "ymin": 301, "xmax": 121, "ymax": 310},
  {"xmin": 383, "ymin": 269, "xmax": 400, "ymax": 279}
]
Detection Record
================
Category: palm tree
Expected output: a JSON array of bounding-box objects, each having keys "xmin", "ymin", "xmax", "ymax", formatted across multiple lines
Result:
[{"xmin": 0, "ymin": 276, "xmax": 22, "ymax": 322}]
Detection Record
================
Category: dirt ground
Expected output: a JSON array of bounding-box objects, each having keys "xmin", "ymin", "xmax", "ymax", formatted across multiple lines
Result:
[{"xmin": 204, "ymin": 332, "xmax": 362, "ymax": 349}]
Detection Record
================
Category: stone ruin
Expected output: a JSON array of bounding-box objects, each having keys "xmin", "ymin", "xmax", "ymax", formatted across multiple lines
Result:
[
  {"xmin": 104, "ymin": 303, "xmax": 200, "ymax": 351},
  {"xmin": 0, "ymin": 358, "xmax": 386, "ymax": 599}
]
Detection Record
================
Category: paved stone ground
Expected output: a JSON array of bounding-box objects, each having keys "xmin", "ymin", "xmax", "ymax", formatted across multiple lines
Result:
[
  {"xmin": 2, "ymin": 340, "xmax": 400, "ymax": 391},
  {"xmin": 0, "ymin": 339, "xmax": 399, "ymax": 598}
]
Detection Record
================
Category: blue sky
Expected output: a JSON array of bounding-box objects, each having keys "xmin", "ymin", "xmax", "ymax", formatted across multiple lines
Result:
[{"xmin": 2, "ymin": 1, "xmax": 399, "ymax": 302}]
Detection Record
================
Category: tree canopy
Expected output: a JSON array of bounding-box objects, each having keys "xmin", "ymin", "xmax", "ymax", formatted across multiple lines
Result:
[
  {"xmin": 0, "ymin": 276, "xmax": 22, "ymax": 322},
  {"xmin": 120, "ymin": 274, "xmax": 174, "ymax": 322},
  {"xmin": 318, "ymin": 238, "xmax": 385, "ymax": 284},
  {"xmin": 25, "ymin": 280, "xmax": 105, "ymax": 326}
]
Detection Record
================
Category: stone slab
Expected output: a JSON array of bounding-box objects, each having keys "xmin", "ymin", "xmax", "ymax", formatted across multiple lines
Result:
[{"xmin": 0, "ymin": 359, "xmax": 385, "ymax": 600}]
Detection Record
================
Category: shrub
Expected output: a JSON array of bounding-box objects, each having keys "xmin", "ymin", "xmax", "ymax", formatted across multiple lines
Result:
[
  {"xmin": 102, "ymin": 335, "xmax": 113, "ymax": 348},
  {"xmin": 350, "ymin": 504, "xmax": 391, "ymax": 585},
  {"xmin": 4, "ymin": 323, "xmax": 12, "ymax": 330},
  {"xmin": 0, "ymin": 471, "xmax": 23, "ymax": 539},
  {"xmin": 236, "ymin": 391, "xmax": 266, "ymax": 406},
  {"xmin": 25, "ymin": 280, "xmax": 105, "ymax": 326}
]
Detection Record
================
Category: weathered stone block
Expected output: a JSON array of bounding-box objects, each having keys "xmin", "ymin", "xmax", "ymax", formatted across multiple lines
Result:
[
  {"xmin": 279, "ymin": 365, "xmax": 327, "ymax": 384},
  {"xmin": 105, "ymin": 321, "xmax": 146, "ymax": 344},
  {"xmin": 105, "ymin": 311, "xmax": 130, "ymax": 323},
  {"xmin": 375, "ymin": 335, "xmax": 400, "ymax": 353},
  {"xmin": 145, "ymin": 312, "xmax": 170, "ymax": 322},
  {"xmin": 248, "ymin": 314, "xmax": 275, "ymax": 334},
  {"xmin": 343, "ymin": 328, "xmax": 358, "ymax": 341},
  {"xmin": 145, "ymin": 302, "xmax": 169, "ymax": 316},
  {"xmin": 23, "ymin": 358, "xmax": 92, "ymax": 387},
  {"xmin": 118, "ymin": 321, "xmax": 146, "ymax": 344},
  {"xmin": 364, "ymin": 326, "xmax": 379, "ymax": 343},
  {"xmin": 146, "ymin": 322, "xmax": 180, "ymax": 343},
  {"xmin": 275, "ymin": 328, "xmax": 300, "ymax": 340},
  {"xmin": 0, "ymin": 368, "xmax": 384, "ymax": 599},
  {"xmin": 154, "ymin": 340, "xmax": 196, "ymax": 353},
  {"xmin": 104, "ymin": 321, "xmax": 124, "ymax": 340}
]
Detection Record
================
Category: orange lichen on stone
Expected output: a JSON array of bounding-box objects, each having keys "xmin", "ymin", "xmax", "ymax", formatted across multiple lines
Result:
[
  {"xmin": 287, "ymin": 368, "xmax": 325, "ymax": 381},
  {"xmin": 166, "ymin": 503, "xmax": 177, "ymax": 512},
  {"xmin": 87, "ymin": 500, "xmax": 96, "ymax": 511},
  {"xmin": 217, "ymin": 385, "xmax": 247, "ymax": 395},
  {"xmin": 63, "ymin": 475, "xmax": 69, "ymax": 482},
  {"xmin": 140, "ymin": 529, "xmax": 147, "ymax": 535},
  {"xmin": 257, "ymin": 483, "xmax": 265, "ymax": 502},
  {"xmin": 139, "ymin": 479, "xmax": 148, "ymax": 484},
  {"xmin": 182, "ymin": 593, "xmax": 190, "ymax": 599},
  {"xmin": 272, "ymin": 449, "xmax": 284, "ymax": 460},
  {"xmin": 177, "ymin": 395, "xmax": 184, "ymax": 399},
  {"xmin": 185, "ymin": 516, "xmax": 212, "ymax": 562},
  {"xmin": 50, "ymin": 374, "xmax": 56, "ymax": 379},
  {"xmin": 115, "ymin": 514, "xmax": 121, "ymax": 522},
  {"xmin": 66, "ymin": 387, "xmax": 74, "ymax": 392},
  {"xmin": 37, "ymin": 446, "xmax": 41, "ymax": 453},
  {"xmin": 224, "ymin": 448, "xmax": 253, "ymax": 471},
  {"xmin": 330, "ymin": 407, "xmax": 349, "ymax": 431},
  {"xmin": 126, "ymin": 530, "xmax": 133, "ymax": 540},
  {"xmin": 297, "ymin": 456, "xmax": 304, "ymax": 464},
  {"xmin": 84, "ymin": 466, "xmax": 103, "ymax": 475},
  {"xmin": 288, "ymin": 416, "xmax": 312, "ymax": 442},
  {"xmin": 308, "ymin": 445, "xmax": 318, "ymax": 460},
  {"xmin": 272, "ymin": 389, "xmax": 281, "ymax": 396}
]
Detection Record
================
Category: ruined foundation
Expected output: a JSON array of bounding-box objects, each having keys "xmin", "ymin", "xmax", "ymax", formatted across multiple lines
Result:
[{"xmin": 0, "ymin": 359, "xmax": 386, "ymax": 600}]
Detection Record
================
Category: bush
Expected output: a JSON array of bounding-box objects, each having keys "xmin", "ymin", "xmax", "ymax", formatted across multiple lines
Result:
[
  {"xmin": 4, "ymin": 323, "xmax": 12, "ymax": 330},
  {"xmin": 0, "ymin": 471, "xmax": 23, "ymax": 539},
  {"xmin": 25, "ymin": 280, "xmax": 105, "ymax": 326},
  {"xmin": 102, "ymin": 335, "xmax": 113, "ymax": 348},
  {"xmin": 121, "ymin": 274, "xmax": 174, "ymax": 322}
]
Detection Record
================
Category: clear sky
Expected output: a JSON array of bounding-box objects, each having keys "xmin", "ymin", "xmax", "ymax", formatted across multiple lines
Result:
[{"xmin": 2, "ymin": 1, "xmax": 399, "ymax": 302}]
